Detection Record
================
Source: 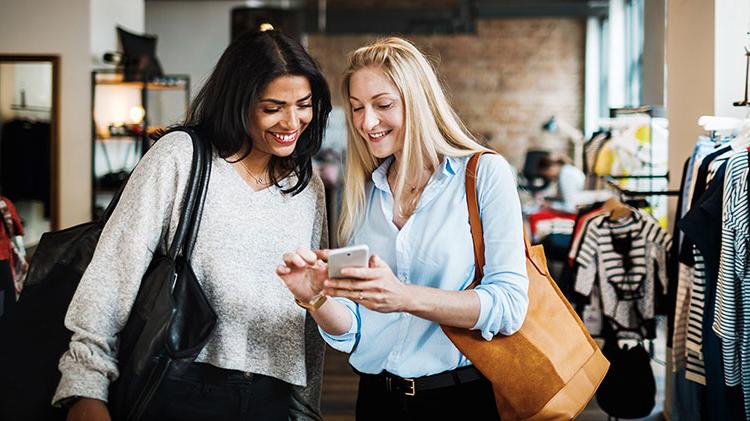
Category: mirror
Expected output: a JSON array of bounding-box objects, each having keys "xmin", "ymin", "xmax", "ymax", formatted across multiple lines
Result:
[{"xmin": 0, "ymin": 55, "xmax": 59, "ymax": 252}]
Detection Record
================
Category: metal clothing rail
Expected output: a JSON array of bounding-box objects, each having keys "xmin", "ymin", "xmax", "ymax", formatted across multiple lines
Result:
[
  {"xmin": 608, "ymin": 173, "xmax": 669, "ymax": 180},
  {"xmin": 606, "ymin": 177, "xmax": 680, "ymax": 197}
]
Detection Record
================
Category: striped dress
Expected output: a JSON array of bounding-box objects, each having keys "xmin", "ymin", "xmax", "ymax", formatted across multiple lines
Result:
[{"xmin": 713, "ymin": 149, "xmax": 750, "ymax": 415}]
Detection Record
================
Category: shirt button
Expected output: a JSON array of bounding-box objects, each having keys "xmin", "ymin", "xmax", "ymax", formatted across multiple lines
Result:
[{"xmin": 243, "ymin": 371, "xmax": 253, "ymax": 379}]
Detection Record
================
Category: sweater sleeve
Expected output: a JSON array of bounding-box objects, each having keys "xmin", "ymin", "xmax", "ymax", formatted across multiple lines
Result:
[
  {"xmin": 310, "ymin": 174, "xmax": 329, "ymax": 251},
  {"xmin": 289, "ymin": 174, "xmax": 327, "ymax": 420},
  {"xmin": 52, "ymin": 132, "xmax": 194, "ymax": 405}
]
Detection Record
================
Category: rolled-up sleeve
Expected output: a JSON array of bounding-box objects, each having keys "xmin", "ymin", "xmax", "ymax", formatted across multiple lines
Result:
[
  {"xmin": 318, "ymin": 297, "xmax": 360, "ymax": 353},
  {"xmin": 470, "ymin": 154, "xmax": 529, "ymax": 339}
]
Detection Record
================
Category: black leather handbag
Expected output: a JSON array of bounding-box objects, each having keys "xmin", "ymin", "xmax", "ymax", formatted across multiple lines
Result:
[
  {"xmin": 0, "ymin": 127, "xmax": 216, "ymax": 421},
  {"xmin": 109, "ymin": 127, "xmax": 216, "ymax": 420}
]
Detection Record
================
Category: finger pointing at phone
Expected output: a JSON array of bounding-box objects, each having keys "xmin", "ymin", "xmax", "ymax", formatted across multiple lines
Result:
[{"xmin": 276, "ymin": 247, "xmax": 327, "ymax": 303}]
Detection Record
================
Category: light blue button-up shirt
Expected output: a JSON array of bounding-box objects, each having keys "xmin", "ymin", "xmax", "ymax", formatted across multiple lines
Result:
[{"xmin": 320, "ymin": 154, "xmax": 529, "ymax": 378}]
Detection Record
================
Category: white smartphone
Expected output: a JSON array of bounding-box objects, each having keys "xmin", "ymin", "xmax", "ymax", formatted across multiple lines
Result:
[{"xmin": 327, "ymin": 245, "xmax": 370, "ymax": 279}]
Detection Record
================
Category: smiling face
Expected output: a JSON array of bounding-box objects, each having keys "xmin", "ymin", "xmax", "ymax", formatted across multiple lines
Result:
[
  {"xmin": 348, "ymin": 67, "xmax": 405, "ymax": 159},
  {"xmin": 247, "ymin": 74, "xmax": 313, "ymax": 161}
]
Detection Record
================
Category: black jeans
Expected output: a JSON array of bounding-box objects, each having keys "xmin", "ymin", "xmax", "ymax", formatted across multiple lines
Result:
[
  {"xmin": 355, "ymin": 371, "xmax": 500, "ymax": 421},
  {"xmin": 139, "ymin": 362, "xmax": 291, "ymax": 421}
]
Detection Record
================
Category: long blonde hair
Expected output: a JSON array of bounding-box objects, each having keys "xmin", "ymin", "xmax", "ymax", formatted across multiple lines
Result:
[{"xmin": 337, "ymin": 37, "xmax": 489, "ymax": 244}]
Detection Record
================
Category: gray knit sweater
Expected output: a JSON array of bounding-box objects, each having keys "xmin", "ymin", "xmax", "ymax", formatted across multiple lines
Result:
[{"xmin": 53, "ymin": 131, "xmax": 327, "ymax": 419}]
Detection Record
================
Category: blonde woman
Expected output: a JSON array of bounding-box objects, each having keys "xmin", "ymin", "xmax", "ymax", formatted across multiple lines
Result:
[{"xmin": 278, "ymin": 37, "xmax": 528, "ymax": 420}]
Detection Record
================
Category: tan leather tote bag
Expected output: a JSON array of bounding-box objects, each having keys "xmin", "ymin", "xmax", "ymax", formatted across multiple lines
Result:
[{"xmin": 441, "ymin": 151, "xmax": 609, "ymax": 420}]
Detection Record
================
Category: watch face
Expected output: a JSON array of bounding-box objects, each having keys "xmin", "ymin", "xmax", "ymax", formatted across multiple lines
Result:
[
  {"xmin": 296, "ymin": 294, "xmax": 327, "ymax": 311},
  {"xmin": 310, "ymin": 294, "xmax": 328, "ymax": 310}
]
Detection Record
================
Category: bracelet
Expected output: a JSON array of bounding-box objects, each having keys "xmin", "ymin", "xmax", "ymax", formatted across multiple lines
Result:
[{"xmin": 295, "ymin": 293, "xmax": 328, "ymax": 312}]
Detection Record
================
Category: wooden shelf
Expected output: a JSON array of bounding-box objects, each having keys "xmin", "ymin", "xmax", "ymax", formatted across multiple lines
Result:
[
  {"xmin": 95, "ymin": 135, "xmax": 139, "ymax": 142},
  {"xmin": 95, "ymin": 80, "xmax": 187, "ymax": 90},
  {"xmin": 94, "ymin": 73, "xmax": 188, "ymax": 90},
  {"xmin": 91, "ymin": 69, "xmax": 189, "ymax": 217}
]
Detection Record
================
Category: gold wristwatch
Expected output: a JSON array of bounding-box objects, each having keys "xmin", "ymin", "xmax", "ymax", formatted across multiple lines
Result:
[{"xmin": 295, "ymin": 293, "xmax": 328, "ymax": 312}]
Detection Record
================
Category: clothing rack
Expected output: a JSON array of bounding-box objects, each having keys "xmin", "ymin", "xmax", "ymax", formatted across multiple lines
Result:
[
  {"xmin": 9, "ymin": 89, "xmax": 51, "ymax": 114},
  {"xmin": 608, "ymin": 106, "xmax": 665, "ymax": 195},
  {"xmin": 733, "ymin": 47, "xmax": 750, "ymax": 106},
  {"xmin": 606, "ymin": 177, "xmax": 680, "ymax": 197},
  {"xmin": 609, "ymin": 174, "xmax": 669, "ymax": 180},
  {"xmin": 9, "ymin": 104, "xmax": 51, "ymax": 113}
]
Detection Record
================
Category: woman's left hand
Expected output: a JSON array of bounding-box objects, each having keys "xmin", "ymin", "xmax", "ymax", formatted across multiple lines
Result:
[{"xmin": 323, "ymin": 255, "xmax": 413, "ymax": 313}]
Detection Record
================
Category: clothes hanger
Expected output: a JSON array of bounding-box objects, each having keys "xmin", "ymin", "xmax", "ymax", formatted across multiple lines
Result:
[{"xmin": 601, "ymin": 197, "xmax": 633, "ymax": 221}]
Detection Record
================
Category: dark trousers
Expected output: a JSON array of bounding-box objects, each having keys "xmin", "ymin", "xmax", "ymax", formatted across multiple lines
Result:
[
  {"xmin": 140, "ymin": 362, "xmax": 291, "ymax": 421},
  {"xmin": 355, "ymin": 371, "xmax": 500, "ymax": 421},
  {"xmin": 0, "ymin": 260, "xmax": 14, "ymax": 319}
]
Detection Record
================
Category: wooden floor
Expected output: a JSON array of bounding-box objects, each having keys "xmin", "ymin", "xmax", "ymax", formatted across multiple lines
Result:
[{"xmin": 321, "ymin": 345, "xmax": 358, "ymax": 421}]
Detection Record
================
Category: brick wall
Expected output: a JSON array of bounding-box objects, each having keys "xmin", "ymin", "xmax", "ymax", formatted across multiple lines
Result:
[{"xmin": 307, "ymin": 17, "xmax": 585, "ymax": 168}]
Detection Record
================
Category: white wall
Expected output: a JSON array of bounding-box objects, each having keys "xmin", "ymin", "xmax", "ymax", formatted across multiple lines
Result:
[
  {"xmin": 0, "ymin": 63, "xmax": 53, "ymax": 121},
  {"xmin": 146, "ymin": 1, "xmax": 244, "ymax": 99},
  {"xmin": 0, "ymin": 0, "xmax": 92, "ymax": 228},
  {"xmin": 0, "ymin": 0, "xmax": 144, "ymax": 227},
  {"xmin": 714, "ymin": 0, "xmax": 750, "ymax": 119},
  {"xmin": 666, "ymin": 0, "xmax": 749, "ymax": 196},
  {"xmin": 91, "ymin": 0, "xmax": 145, "ymax": 66}
]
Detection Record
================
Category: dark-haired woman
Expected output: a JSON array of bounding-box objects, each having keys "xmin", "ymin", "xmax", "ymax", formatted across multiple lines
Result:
[{"xmin": 53, "ymin": 29, "xmax": 332, "ymax": 421}]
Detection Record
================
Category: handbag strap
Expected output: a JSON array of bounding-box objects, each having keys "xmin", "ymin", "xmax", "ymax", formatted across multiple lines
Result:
[
  {"xmin": 465, "ymin": 151, "xmax": 534, "ymax": 290},
  {"xmin": 100, "ymin": 126, "xmax": 211, "ymax": 261},
  {"xmin": 170, "ymin": 127, "xmax": 211, "ymax": 260}
]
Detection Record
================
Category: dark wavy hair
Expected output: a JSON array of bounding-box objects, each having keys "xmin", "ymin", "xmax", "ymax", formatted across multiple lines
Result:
[{"xmin": 181, "ymin": 30, "xmax": 331, "ymax": 195}]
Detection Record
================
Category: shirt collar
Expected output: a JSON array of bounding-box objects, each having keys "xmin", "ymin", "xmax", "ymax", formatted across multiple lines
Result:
[
  {"xmin": 371, "ymin": 155, "xmax": 460, "ymax": 192},
  {"xmin": 371, "ymin": 157, "xmax": 393, "ymax": 193},
  {"xmin": 442, "ymin": 155, "xmax": 460, "ymax": 177}
]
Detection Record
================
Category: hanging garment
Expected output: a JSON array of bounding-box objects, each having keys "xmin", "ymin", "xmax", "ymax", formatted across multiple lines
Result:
[
  {"xmin": 0, "ymin": 119, "xmax": 52, "ymax": 216},
  {"xmin": 0, "ymin": 196, "xmax": 26, "ymax": 296},
  {"xmin": 680, "ymin": 146, "xmax": 732, "ymax": 384},
  {"xmin": 713, "ymin": 149, "xmax": 750, "ymax": 417},
  {"xmin": 666, "ymin": 157, "xmax": 690, "ymax": 348},
  {"xmin": 680, "ymin": 161, "xmax": 746, "ymax": 420},
  {"xmin": 575, "ymin": 209, "xmax": 671, "ymax": 339},
  {"xmin": 666, "ymin": 147, "xmax": 708, "ymax": 421},
  {"xmin": 526, "ymin": 209, "xmax": 576, "ymax": 241},
  {"xmin": 583, "ymin": 130, "xmax": 611, "ymax": 178},
  {"xmin": 568, "ymin": 207, "xmax": 606, "ymax": 267},
  {"xmin": 671, "ymin": 138, "xmax": 728, "ymax": 373},
  {"xmin": 592, "ymin": 126, "xmax": 653, "ymax": 179}
]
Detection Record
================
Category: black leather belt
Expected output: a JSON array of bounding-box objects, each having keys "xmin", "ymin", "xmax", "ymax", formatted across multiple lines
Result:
[{"xmin": 357, "ymin": 365, "xmax": 484, "ymax": 397}]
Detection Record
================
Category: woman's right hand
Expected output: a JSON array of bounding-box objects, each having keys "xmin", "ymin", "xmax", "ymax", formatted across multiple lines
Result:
[
  {"xmin": 276, "ymin": 248, "xmax": 329, "ymax": 302},
  {"xmin": 66, "ymin": 398, "xmax": 110, "ymax": 421}
]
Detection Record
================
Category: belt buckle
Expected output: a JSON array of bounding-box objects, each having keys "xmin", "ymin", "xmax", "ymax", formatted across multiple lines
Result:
[{"xmin": 403, "ymin": 378, "xmax": 415, "ymax": 396}]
